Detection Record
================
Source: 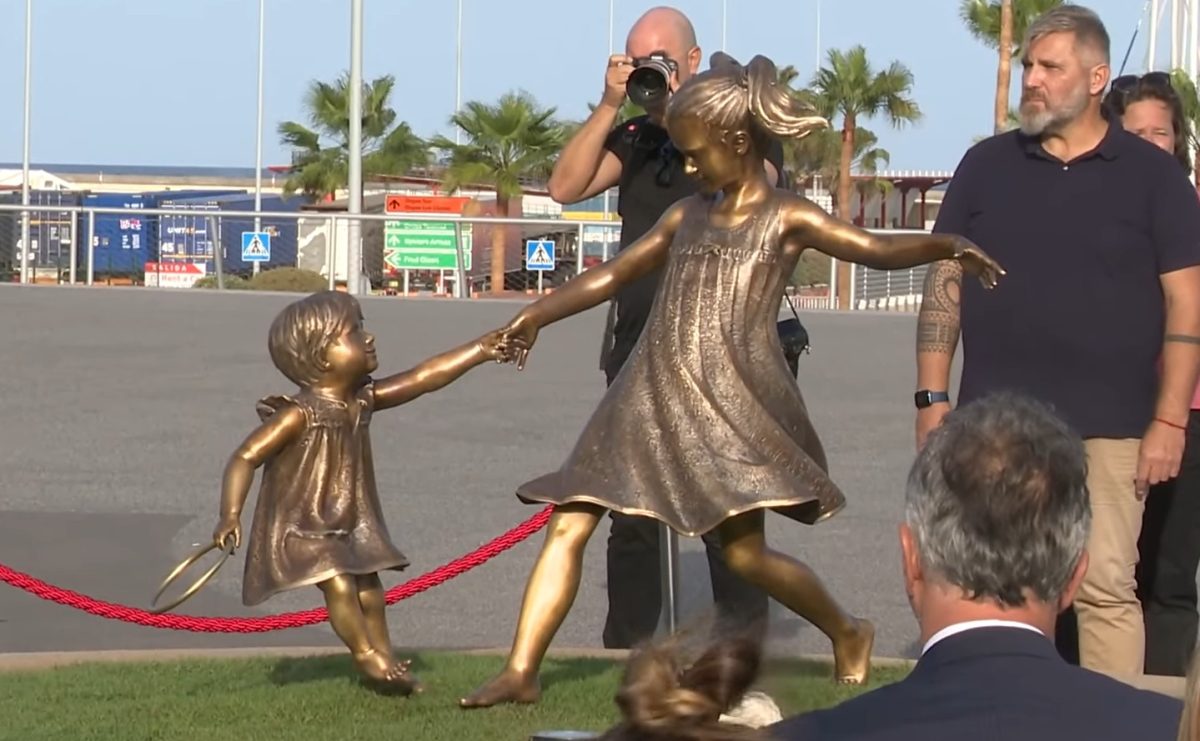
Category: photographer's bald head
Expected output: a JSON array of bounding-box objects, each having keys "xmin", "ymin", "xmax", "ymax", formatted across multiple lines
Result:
[{"xmin": 625, "ymin": 6, "xmax": 702, "ymax": 94}]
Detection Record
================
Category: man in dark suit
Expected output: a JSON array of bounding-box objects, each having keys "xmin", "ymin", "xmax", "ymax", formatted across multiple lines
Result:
[{"xmin": 771, "ymin": 392, "xmax": 1183, "ymax": 741}]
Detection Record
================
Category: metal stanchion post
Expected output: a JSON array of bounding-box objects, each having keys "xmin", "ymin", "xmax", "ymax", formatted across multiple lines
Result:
[
  {"xmin": 68, "ymin": 224, "xmax": 77, "ymax": 285},
  {"xmin": 326, "ymin": 216, "xmax": 337, "ymax": 290},
  {"xmin": 576, "ymin": 222, "xmax": 585, "ymax": 276},
  {"xmin": 86, "ymin": 210, "xmax": 95, "ymax": 286},
  {"xmin": 828, "ymin": 257, "xmax": 838, "ymax": 310},
  {"xmin": 453, "ymin": 221, "xmax": 468, "ymax": 298},
  {"xmin": 659, "ymin": 522, "xmax": 681, "ymax": 635},
  {"xmin": 209, "ymin": 214, "xmax": 224, "ymax": 290}
]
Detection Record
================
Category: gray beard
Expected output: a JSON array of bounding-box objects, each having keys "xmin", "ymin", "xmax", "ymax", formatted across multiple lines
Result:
[{"xmin": 1018, "ymin": 89, "xmax": 1090, "ymax": 136}]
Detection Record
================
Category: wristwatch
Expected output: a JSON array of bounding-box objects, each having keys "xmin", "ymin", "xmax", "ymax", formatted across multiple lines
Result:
[{"xmin": 914, "ymin": 390, "xmax": 951, "ymax": 409}]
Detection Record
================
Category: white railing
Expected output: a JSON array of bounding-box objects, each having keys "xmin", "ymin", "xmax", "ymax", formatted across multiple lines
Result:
[
  {"xmin": 0, "ymin": 202, "xmax": 931, "ymax": 310},
  {"xmin": 0, "ymin": 202, "xmax": 623, "ymax": 296},
  {"xmin": 850, "ymin": 262, "xmax": 929, "ymax": 313}
]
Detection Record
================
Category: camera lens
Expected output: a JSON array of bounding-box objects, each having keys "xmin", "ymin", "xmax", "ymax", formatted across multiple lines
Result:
[{"xmin": 627, "ymin": 61, "xmax": 671, "ymax": 107}]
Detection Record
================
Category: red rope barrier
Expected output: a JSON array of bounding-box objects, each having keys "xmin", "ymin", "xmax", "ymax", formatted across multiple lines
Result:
[{"xmin": 0, "ymin": 505, "xmax": 553, "ymax": 633}]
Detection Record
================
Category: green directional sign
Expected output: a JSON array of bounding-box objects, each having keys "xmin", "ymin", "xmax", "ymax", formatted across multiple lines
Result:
[{"xmin": 383, "ymin": 220, "xmax": 472, "ymax": 271}]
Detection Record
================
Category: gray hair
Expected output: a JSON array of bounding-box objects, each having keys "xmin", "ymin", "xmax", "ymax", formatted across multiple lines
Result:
[
  {"xmin": 1024, "ymin": 4, "xmax": 1111, "ymax": 65},
  {"xmin": 904, "ymin": 392, "xmax": 1091, "ymax": 608}
]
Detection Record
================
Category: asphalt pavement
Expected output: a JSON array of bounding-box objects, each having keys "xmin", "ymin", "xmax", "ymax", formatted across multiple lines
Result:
[{"xmin": 0, "ymin": 283, "xmax": 950, "ymax": 660}]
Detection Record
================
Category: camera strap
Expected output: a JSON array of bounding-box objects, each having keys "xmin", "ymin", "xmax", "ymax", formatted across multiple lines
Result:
[{"xmin": 783, "ymin": 290, "xmax": 802, "ymax": 322}]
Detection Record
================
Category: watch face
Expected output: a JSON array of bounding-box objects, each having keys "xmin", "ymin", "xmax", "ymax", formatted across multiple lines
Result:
[{"xmin": 915, "ymin": 391, "xmax": 948, "ymax": 409}]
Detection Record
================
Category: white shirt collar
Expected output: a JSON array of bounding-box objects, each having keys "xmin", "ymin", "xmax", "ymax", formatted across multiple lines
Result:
[{"xmin": 921, "ymin": 619, "xmax": 1044, "ymax": 655}]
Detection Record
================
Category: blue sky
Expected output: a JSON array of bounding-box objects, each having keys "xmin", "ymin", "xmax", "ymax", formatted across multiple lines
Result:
[{"xmin": 0, "ymin": 0, "xmax": 1149, "ymax": 173}]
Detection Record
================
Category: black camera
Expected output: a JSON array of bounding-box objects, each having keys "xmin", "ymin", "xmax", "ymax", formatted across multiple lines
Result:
[{"xmin": 627, "ymin": 54, "xmax": 678, "ymax": 108}]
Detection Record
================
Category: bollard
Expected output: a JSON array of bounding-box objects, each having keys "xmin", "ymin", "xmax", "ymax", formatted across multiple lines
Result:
[{"xmin": 659, "ymin": 522, "xmax": 680, "ymax": 634}]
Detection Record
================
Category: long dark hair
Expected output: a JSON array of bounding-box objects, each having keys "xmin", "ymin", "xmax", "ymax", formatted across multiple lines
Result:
[{"xmin": 1102, "ymin": 71, "xmax": 1193, "ymax": 174}]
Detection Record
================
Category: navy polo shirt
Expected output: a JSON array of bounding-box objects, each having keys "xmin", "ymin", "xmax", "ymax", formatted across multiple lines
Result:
[{"xmin": 933, "ymin": 123, "xmax": 1200, "ymax": 439}]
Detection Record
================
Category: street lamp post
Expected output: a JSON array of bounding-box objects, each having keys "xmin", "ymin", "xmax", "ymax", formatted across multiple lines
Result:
[
  {"xmin": 455, "ymin": 0, "xmax": 463, "ymax": 145},
  {"xmin": 721, "ymin": 0, "xmax": 727, "ymax": 50},
  {"xmin": 347, "ymin": 0, "xmax": 364, "ymax": 295},
  {"xmin": 21, "ymin": 0, "xmax": 33, "ymax": 284},
  {"xmin": 253, "ymin": 0, "xmax": 265, "ymax": 275}
]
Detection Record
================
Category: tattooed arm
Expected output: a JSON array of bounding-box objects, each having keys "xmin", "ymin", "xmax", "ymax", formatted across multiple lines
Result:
[
  {"xmin": 917, "ymin": 259, "xmax": 963, "ymax": 358},
  {"xmin": 913, "ymin": 259, "xmax": 963, "ymax": 448},
  {"xmin": 912, "ymin": 148, "xmax": 978, "ymax": 449}
]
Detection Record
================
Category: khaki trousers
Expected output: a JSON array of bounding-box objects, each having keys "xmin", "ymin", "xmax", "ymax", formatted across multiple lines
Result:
[{"xmin": 1076, "ymin": 438, "xmax": 1146, "ymax": 677}]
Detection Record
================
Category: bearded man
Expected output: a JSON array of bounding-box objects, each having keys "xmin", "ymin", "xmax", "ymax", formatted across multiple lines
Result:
[{"xmin": 911, "ymin": 3, "xmax": 1200, "ymax": 678}]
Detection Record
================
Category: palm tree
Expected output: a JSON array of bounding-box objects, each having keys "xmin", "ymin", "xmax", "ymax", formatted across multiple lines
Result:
[
  {"xmin": 430, "ymin": 91, "xmax": 565, "ymax": 293},
  {"xmin": 278, "ymin": 72, "xmax": 430, "ymax": 200},
  {"xmin": 585, "ymin": 98, "xmax": 646, "ymax": 123},
  {"xmin": 807, "ymin": 46, "xmax": 922, "ymax": 308},
  {"xmin": 787, "ymin": 125, "xmax": 891, "ymax": 203},
  {"xmin": 996, "ymin": 0, "xmax": 1015, "ymax": 135},
  {"xmin": 561, "ymin": 99, "xmax": 646, "ymax": 141},
  {"xmin": 785, "ymin": 123, "xmax": 892, "ymax": 291},
  {"xmin": 960, "ymin": 0, "xmax": 1064, "ymax": 134}
]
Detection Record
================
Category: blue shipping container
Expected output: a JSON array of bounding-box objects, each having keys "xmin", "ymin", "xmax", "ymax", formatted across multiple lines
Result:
[
  {"xmin": 157, "ymin": 191, "xmax": 242, "ymax": 270},
  {"xmin": 157, "ymin": 192, "xmax": 304, "ymax": 275},
  {"xmin": 84, "ymin": 189, "xmax": 243, "ymax": 276},
  {"xmin": 0, "ymin": 190, "xmax": 85, "ymax": 275}
]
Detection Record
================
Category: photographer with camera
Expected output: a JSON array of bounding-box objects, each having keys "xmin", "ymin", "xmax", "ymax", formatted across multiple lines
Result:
[{"xmin": 546, "ymin": 5, "xmax": 789, "ymax": 650}]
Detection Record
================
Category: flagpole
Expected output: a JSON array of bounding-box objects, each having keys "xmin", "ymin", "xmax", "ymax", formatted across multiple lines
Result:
[
  {"xmin": 347, "ymin": 0, "xmax": 364, "ymax": 295},
  {"xmin": 253, "ymin": 0, "xmax": 265, "ymax": 274},
  {"xmin": 20, "ymin": 0, "xmax": 33, "ymax": 284},
  {"xmin": 455, "ymin": 0, "xmax": 463, "ymax": 145}
]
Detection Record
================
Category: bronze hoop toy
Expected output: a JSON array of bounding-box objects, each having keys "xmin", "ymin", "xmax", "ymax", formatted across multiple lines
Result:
[{"xmin": 150, "ymin": 537, "xmax": 236, "ymax": 614}]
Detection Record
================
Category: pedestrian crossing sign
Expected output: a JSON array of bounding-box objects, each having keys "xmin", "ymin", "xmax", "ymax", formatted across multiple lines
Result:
[
  {"xmin": 241, "ymin": 231, "xmax": 271, "ymax": 262},
  {"xmin": 525, "ymin": 239, "xmax": 555, "ymax": 271}
]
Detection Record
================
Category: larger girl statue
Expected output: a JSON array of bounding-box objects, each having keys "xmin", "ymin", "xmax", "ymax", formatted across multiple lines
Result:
[{"xmin": 462, "ymin": 53, "xmax": 1005, "ymax": 708}]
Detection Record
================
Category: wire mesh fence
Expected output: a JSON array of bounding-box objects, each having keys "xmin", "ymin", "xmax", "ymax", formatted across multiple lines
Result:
[{"xmin": 0, "ymin": 201, "xmax": 930, "ymax": 313}]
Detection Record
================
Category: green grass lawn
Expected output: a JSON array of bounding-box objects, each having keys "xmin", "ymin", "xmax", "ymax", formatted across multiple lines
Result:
[{"xmin": 0, "ymin": 652, "xmax": 908, "ymax": 740}]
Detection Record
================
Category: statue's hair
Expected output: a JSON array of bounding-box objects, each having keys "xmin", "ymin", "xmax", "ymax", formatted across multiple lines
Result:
[
  {"xmin": 666, "ymin": 52, "xmax": 827, "ymax": 149},
  {"xmin": 267, "ymin": 290, "xmax": 362, "ymax": 387}
]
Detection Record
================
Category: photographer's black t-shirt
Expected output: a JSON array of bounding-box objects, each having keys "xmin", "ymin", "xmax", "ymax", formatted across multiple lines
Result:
[{"xmin": 601, "ymin": 115, "xmax": 786, "ymax": 379}]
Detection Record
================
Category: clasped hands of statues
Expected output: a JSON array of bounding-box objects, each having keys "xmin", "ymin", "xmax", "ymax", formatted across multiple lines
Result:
[{"xmin": 478, "ymin": 315, "xmax": 540, "ymax": 370}]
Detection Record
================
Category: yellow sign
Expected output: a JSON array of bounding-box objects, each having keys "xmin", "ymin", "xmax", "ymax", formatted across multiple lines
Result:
[{"xmin": 561, "ymin": 211, "xmax": 620, "ymax": 221}]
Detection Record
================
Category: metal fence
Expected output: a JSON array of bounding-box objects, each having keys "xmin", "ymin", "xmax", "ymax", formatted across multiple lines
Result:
[
  {"xmin": 0, "ymin": 202, "xmax": 619, "ymax": 296},
  {"xmin": 0, "ymin": 202, "xmax": 930, "ymax": 313},
  {"xmin": 850, "ymin": 262, "xmax": 930, "ymax": 313}
]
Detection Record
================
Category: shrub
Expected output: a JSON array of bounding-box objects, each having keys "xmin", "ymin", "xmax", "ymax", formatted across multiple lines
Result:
[
  {"xmin": 247, "ymin": 267, "xmax": 329, "ymax": 293},
  {"xmin": 192, "ymin": 274, "xmax": 250, "ymax": 289}
]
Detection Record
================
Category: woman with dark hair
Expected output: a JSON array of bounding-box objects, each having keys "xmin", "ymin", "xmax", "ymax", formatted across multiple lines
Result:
[
  {"xmin": 1103, "ymin": 71, "xmax": 1200, "ymax": 678},
  {"xmin": 1102, "ymin": 72, "xmax": 1193, "ymax": 173}
]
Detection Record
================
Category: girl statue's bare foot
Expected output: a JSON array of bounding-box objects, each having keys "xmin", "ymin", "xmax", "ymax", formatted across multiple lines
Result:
[
  {"xmin": 354, "ymin": 650, "xmax": 422, "ymax": 696},
  {"xmin": 459, "ymin": 668, "xmax": 541, "ymax": 708},
  {"xmin": 833, "ymin": 618, "xmax": 875, "ymax": 684}
]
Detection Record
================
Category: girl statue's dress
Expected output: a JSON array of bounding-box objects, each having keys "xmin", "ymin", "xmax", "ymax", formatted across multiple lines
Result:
[
  {"xmin": 240, "ymin": 385, "xmax": 410, "ymax": 606},
  {"xmin": 516, "ymin": 192, "xmax": 846, "ymax": 536}
]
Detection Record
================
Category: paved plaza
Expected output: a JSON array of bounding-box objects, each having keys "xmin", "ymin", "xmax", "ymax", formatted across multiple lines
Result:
[{"xmin": 0, "ymin": 284, "xmax": 951, "ymax": 660}]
